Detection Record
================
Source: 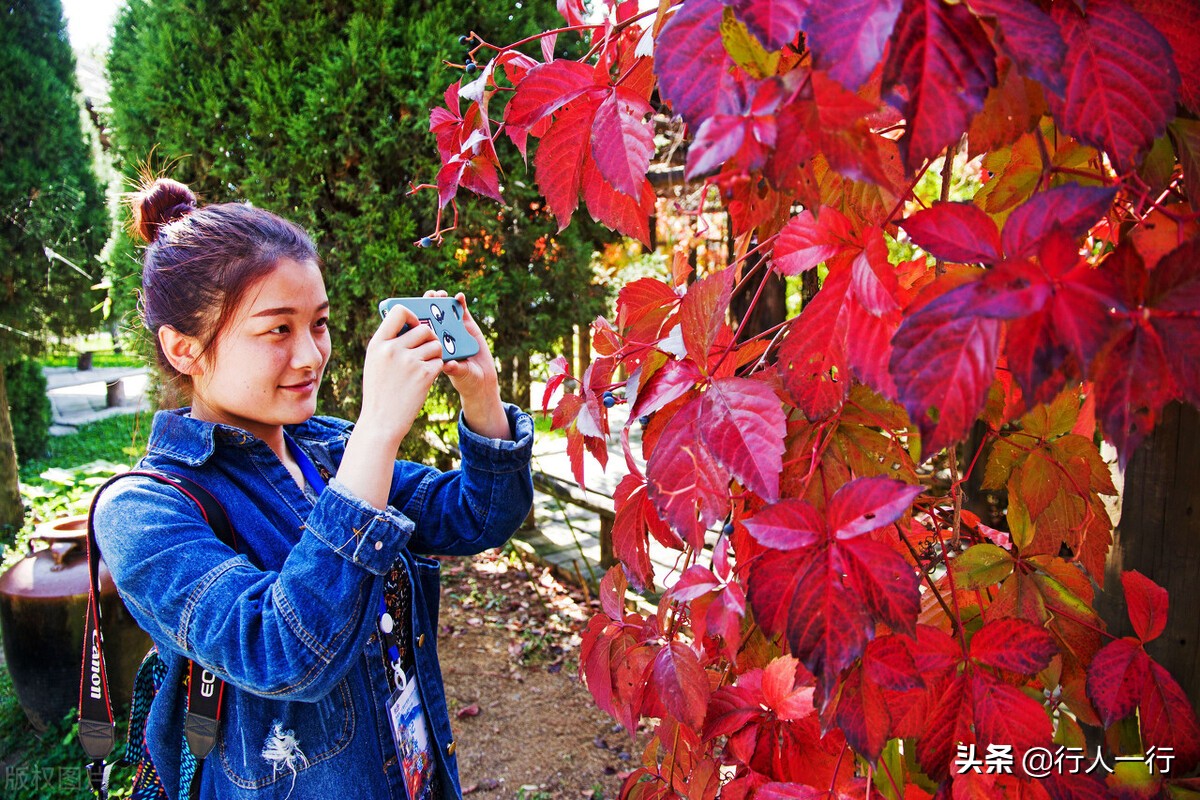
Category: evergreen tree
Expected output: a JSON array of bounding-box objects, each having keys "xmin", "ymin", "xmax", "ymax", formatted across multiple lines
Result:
[
  {"xmin": 106, "ymin": 0, "xmax": 612, "ymax": 434},
  {"xmin": 0, "ymin": 0, "xmax": 109, "ymax": 531}
]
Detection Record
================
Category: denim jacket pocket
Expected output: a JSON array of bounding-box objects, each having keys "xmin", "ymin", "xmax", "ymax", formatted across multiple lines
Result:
[
  {"xmin": 217, "ymin": 678, "xmax": 355, "ymax": 790},
  {"xmin": 410, "ymin": 553, "xmax": 441, "ymax": 637}
]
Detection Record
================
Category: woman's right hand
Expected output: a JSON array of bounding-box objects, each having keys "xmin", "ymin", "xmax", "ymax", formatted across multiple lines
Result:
[
  {"xmin": 336, "ymin": 306, "xmax": 443, "ymax": 509},
  {"xmin": 359, "ymin": 304, "xmax": 445, "ymax": 448}
]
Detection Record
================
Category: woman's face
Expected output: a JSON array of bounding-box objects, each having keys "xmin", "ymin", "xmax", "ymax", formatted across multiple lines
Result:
[{"xmin": 189, "ymin": 257, "xmax": 331, "ymax": 439}]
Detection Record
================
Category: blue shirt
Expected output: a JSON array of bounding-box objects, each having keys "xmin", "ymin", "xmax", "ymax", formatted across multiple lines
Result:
[{"xmin": 93, "ymin": 404, "xmax": 535, "ymax": 799}]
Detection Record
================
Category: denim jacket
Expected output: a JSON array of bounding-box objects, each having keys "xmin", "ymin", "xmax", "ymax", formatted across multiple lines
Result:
[{"xmin": 93, "ymin": 404, "xmax": 535, "ymax": 800}]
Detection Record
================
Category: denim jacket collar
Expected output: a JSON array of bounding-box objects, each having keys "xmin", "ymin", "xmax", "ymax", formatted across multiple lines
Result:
[{"xmin": 144, "ymin": 408, "xmax": 353, "ymax": 467}]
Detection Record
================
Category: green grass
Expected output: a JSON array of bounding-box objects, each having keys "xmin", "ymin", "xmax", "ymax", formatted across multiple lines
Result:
[
  {"xmin": 532, "ymin": 410, "xmax": 565, "ymax": 438},
  {"xmin": 38, "ymin": 352, "xmax": 144, "ymax": 369},
  {"xmin": 8, "ymin": 414, "xmax": 151, "ymax": 562},
  {"xmin": 2, "ymin": 415, "xmax": 146, "ymax": 797}
]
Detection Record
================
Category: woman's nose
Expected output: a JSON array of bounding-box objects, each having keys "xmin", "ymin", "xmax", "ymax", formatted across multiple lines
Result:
[{"xmin": 293, "ymin": 330, "xmax": 325, "ymax": 370}]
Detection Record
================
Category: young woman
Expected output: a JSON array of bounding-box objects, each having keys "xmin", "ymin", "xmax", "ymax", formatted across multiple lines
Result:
[{"xmin": 93, "ymin": 178, "xmax": 534, "ymax": 800}]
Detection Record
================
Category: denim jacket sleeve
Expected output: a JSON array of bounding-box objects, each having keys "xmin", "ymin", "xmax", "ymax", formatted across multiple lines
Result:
[
  {"xmin": 93, "ymin": 470, "xmax": 414, "ymax": 703},
  {"xmin": 387, "ymin": 402, "xmax": 535, "ymax": 556}
]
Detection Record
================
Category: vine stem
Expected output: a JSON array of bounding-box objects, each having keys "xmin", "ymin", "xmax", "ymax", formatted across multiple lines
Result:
[
  {"xmin": 896, "ymin": 523, "xmax": 957, "ymax": 624},
  {"xmin": 933, "ymin": 523, "xmax": 970, "ymax": 655},
  {"xmin": 828, "ymin": 742, "xmax": 849, "ymax": 797}
]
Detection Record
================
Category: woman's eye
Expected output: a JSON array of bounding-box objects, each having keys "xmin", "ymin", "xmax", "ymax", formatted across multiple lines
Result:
[
  {"xmin": 314, "ymin": 317, "xmax": 329, "ymax": 329},
  {"xmin": 270, "ymin": 325, "xmax": 289, "ymax": 335}
]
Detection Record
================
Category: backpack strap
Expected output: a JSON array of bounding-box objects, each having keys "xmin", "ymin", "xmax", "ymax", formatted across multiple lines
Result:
[{"xmin": 79, "ymin": 469, "xmax": 237, "ymax": 799}]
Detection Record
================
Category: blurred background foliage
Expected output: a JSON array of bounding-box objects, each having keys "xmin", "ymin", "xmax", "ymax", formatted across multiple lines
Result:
[{"xmin": 104, "ymin": 0, "xmax": 615, "ymax": 457}]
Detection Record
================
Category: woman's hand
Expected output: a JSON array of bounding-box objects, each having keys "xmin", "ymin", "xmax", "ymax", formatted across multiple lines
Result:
[
  {"xmin": 360, "ymin": 303, "xmax": 445, "ymax": 445},
  {"xmin": 337, "ymin": 304, "xmax": 444, "ymax": 509},
  {"xmin": 424, "ymin": 290, "xmax": 511, "ymax": 440}
]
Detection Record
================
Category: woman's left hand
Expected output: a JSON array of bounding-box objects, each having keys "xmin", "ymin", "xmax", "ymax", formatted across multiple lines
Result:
[{"xmin": 424, "ymin": 290, "xmax": 512, "ymax": 440}]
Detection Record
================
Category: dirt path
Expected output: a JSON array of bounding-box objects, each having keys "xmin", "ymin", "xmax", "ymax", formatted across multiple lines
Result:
[{"xmin": 438, "ymin": 549, "xmax": 644, "ymax": 800}]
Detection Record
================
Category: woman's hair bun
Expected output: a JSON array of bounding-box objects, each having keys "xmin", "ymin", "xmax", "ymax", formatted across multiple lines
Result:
[{"xmin": 130, "ymin": 177, "xmax": 198, "ymax": 243}]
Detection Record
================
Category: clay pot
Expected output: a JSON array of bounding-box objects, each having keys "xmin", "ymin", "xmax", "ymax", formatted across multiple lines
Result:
[{"xmin": 0, "ymin": 515, "xmax": 151, "ymax": 731}]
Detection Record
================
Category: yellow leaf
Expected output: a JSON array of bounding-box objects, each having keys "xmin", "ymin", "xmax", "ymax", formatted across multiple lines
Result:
[{"xmin": 720, "ymin": 7, "xmax": 780, "ymax": 80}]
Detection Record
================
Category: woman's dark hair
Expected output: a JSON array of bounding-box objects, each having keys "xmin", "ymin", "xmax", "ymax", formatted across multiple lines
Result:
[{"xmin": 130, "ymin": 178, "xmax": 319, "ymax": 399}]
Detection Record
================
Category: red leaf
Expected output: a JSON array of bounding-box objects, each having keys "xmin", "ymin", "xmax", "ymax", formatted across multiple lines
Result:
[
  {"xmin": 680, "ymin": 268, "xmax": 734, "ymax": 371},
  {"xmin": 826, "ymin": 476, "xmax": 923, "ymax": 538},
  {"xmin": 629, "ymin": 358, "xmax": 701, "ymax": 420},
  {"xmin": 1087, "ymin": 245, "xmax": 1184, "ymax": 463},
  {"xmin": 835, "ymin": 666, "xmax": 892, "ymax": 763},
  {"xmin": 1086, "ymin": 637, "xmax": 1149, "ymax": 726},
  {"xmin": 756, "ymin": 785, "xmax": 823, "ymax": 800},
  {"xmin": 900, "ymin": 202, "xmax": 1002, "ymax": 264},
  {"xmin": 557, "ymin": 0, "xmax": 587, "ymax": 26},
  {"xmin": 666, "ymin": 565, "xmax": 722, "ymax": 603},
  {"xmin": 748, "ymin": 544, "xmax": 873, "ymax": 700},
  {"xmin": 980, "ymin": 232, "xmax": 1118, "ymax": 404},
  {"xmin": 687, "ymin": 76, "xmax": 788, "ymax": 179},
  {"xmin": 552, "ymin": 392, "xmax": 583, "ymax": 430},
  {"xmin": 891, "ymin": 277, "xmax": 1002, "ymax": 456},
  {"xmin": 1122, "ymin": 570, "xmax": 1169, "ymax": 644},
  {"xmin": 778, "ymin": 268, "xmax": 851, "ymax": 419},
  {"xmin": 838, "ymin": 537, "xmax": 921, "ymax": 638},
  {"xmin": 541, "ymin": 355, "xmax": 571, "ymax": 413},
  {"xmin": 456, "ymin": 703, "xmax": 481, "ymax": 718},
  {"xmin": 965, "ymin": 0, "xmax": 1067, "ymax": 96},
  {"xmin": 806, "ymin": 0, "xmax": 904, "ymax": 91},
  {"xmin": 1129, "ymin": 0, "xmax": 1200, "ymax": 115},
  {"xmin": 618, "ymin": 278, "xmax": 681, "ymax": 343},
  {"xmin": 495, "ymin": 49, "xmax": 540, "ymax": 87},
  {"xmin": 882, "ymin": 0, "xmax": 996, "ymax": 170},
  {"xmin": 645, "ymin": 396, "xmax": 732, "ymax": 549},
  {"xmin": 655, "ymin": 0, "xmax": 729, "ymax": 125},
  {"xmin": 590, "ymin": 88, "xmax": 654, "ymax": 198},
  {"xmin": 745, "ymin": 499, "xmax": 826, "ymax": 551},
  {"xmin": 452, "ymin": 151, "xmax": 503, "ymax": 205},
  {"xmin": 649, "ymin": 642, "xmax": 710, "ymax": 730},
  {"xmin": 761, "ymin": 655, "xmax": 814, "ymax": 721},
  {"xmin": 968, "ymin": 617, "xmax": 1057, "ymax": 676},
  {"xmin": 772, "ymin": 207, "xmax": 856, "ymax": 276},
  {"xmin": 1147, "ymin": 239, "xmax": 1200, "ymax": 409},
  {"xmin": 580, "ymin": 156, "xmax": 655, "ymax": 245},
  {"xmin": 613, "ymin": 473, "xmax": 681, "ymax": 591},
  {"xmin": 729, "ymin": 0, "xmax": 807, "ymax": 51},
  {"xmin": 701, "ymin": 377, "xmax": 787, "ymax": 502},
  {"xmin": 916, "ymin": 674, "xmax": 974, "ymax": 780},
  {"xmin": 1000, "ymin": 185, "xmax": 1118, "ymax": 260},
  {"xmin": 1140, "ymin": 660, "xmax": 1200, "ymax": 773},
  {"xmin": 600, "ymin": 564, "xmax": 629, "ymax": 621},
  {"xmin": 534, "ymin": 102, "xmax": 591, "ymax": 229},
  {"xmin": 504, "ymin": 59, "xmax": 595, "ymax": 128},
  {"xmin": 970, "ymin": 671, "xmax": 1054, "ymax": 771},
  {"xmin": 1047, "ymin": 0, "xmax": 1180, "ymax": 174},
  {"xmin": 864, "ymin": 635, "xmax": 922, "ymax": 692}
]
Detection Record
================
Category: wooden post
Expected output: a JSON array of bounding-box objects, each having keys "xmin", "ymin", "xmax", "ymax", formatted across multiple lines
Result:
[
  {"xmin": 105, "ymin": 379, "xmax": 125, "ymax": 408},
  {"xmin": 1099, "ymin": 401, "xmax": 1200, "ymax": 710}
]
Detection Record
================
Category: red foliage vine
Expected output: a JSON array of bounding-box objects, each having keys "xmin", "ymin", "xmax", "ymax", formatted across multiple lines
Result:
[{"xmin": 420, "ymin": 0, "xmax": 1200, "ymax": 797}]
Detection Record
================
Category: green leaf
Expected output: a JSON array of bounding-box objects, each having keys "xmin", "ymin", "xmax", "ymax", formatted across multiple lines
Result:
[{"xmin": 952, "ymin": 543, "xmax": 1014, "ymax": 589}]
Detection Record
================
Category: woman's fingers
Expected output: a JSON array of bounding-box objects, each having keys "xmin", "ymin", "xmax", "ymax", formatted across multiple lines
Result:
[{"xmin": 375, "ymin": 303, "xmax": 420, "ymax": 342}]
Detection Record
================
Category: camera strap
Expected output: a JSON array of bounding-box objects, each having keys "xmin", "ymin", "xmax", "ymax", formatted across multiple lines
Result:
[{"xmin": 79, "ymin": 469, "xmax": 238, "ymax": 799}]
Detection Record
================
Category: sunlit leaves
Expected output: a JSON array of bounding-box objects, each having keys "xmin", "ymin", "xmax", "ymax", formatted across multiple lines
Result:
[{"xmin": 1048, "ymin": 0, "xmax": 1180, "ymax": 174}]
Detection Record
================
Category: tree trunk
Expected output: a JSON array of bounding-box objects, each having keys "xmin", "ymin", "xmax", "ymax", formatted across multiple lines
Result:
[
  {"xmin": 729, "ymin": 252, "xmax": 787, "ymax": 342},
  {"xmin": 1099, "ymin": 401, "xmax": 1200, "ymax": 711},
  {"xmin": 575, "ymin": 323, "xmax": 591, "ymax": 382},
  {"xmin": 0, "ymin": 367, "xmax": 26, "ymax": 533},
  {"xmin": 513, "ymin": 349, "xmax": 531, "ymax": 411}
]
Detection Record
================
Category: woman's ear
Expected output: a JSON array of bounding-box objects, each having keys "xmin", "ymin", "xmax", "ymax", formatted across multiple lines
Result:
[{"xmin": 159, "ymin": 326, "xmax": 204, "ymax": 376}]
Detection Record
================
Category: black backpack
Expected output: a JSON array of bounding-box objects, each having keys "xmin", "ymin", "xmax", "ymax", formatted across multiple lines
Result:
[{"xmin": 79, "ymin": 470, "xmax": 238, "ymax": 800}]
